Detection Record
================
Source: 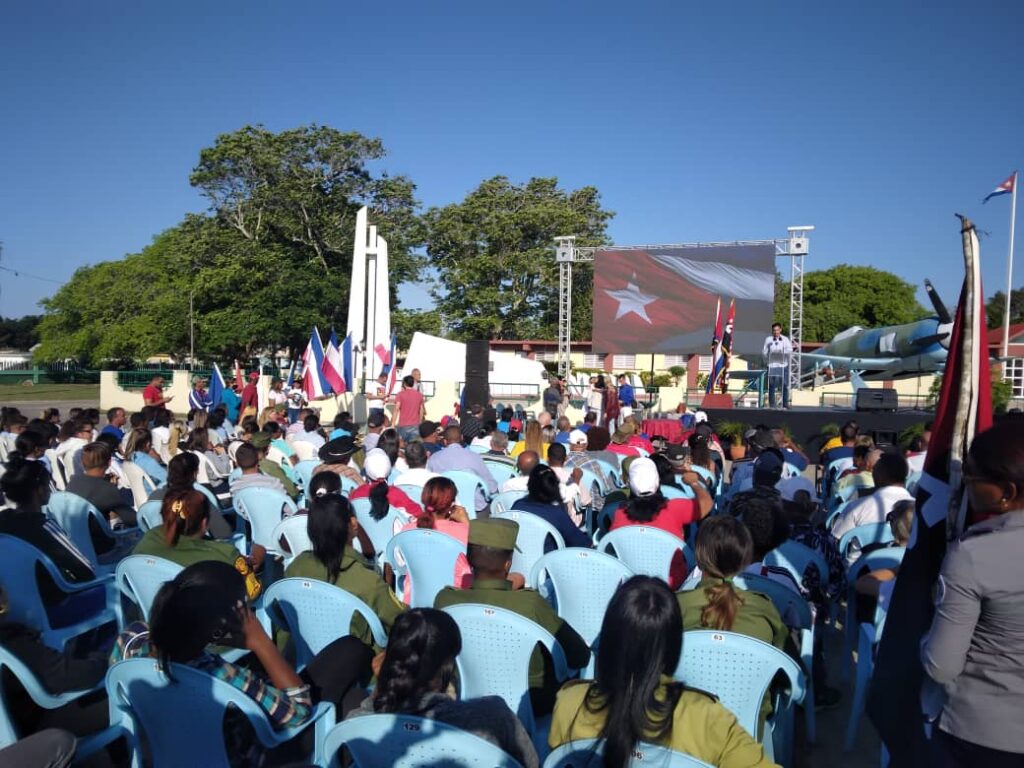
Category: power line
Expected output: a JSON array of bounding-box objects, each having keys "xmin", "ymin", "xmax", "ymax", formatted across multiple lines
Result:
[{"xmin": 0, "ymin": 264, "xmax": 64, "ymax": 284}]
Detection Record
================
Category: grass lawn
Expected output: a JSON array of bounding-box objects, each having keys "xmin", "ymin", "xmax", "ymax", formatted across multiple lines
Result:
[{"xmin": 0, "ymin": 383, "xmax": 101, "ymax": 403}]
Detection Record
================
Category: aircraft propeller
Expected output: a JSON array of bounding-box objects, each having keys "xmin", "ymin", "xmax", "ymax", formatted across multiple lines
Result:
[{"xmin": 924, "ymin": 279, "xmax": 952, "ymax": 324}]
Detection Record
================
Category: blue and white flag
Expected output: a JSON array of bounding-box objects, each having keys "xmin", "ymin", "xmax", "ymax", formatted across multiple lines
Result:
[
  {"xmin": 302, "ymin": 327, "xmax": 333, "ymax": 399},
  {"xmin": 341, "ymin": 332, "xmax": 354, "ymax": 393},
  {"xmin": 208, "ymin": 363, "xmax": 226, "ymax": 409}
]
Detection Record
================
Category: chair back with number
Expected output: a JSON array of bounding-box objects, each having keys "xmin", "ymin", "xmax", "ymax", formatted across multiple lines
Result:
[
  {"xmin": 233, "ymin": 487, "xmax": 297, "ymax": 552},
  {"xmin": 324, "ymin": 714, "xmax": 523, "ymax": 768},
  {"xmin": 106, "ymin": 657, "xmax": 335, "ymax": 768},
  {"xmin": 385, "ymin": 529, "xmax": 465, "ymax": 608},
  {"xmin": 263, "ymin": 578, "xmax": 387, "ymax": 669},
  {"xmin": 115, "ymin": 555, "xmax": 182, "ymax": 624}
]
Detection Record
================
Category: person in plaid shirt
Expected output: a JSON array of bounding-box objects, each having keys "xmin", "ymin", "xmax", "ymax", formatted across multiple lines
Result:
[{"xmin": 111, "ymin": 561, "xmax": 372, "ymax": 765}]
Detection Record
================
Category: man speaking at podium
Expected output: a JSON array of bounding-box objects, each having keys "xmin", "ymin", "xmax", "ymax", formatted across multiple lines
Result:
[{"xmin": 763, "ymin": 323, "xmax": 793, "ymax": 409}]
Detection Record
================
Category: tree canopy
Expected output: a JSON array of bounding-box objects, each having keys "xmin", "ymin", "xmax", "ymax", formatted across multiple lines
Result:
[
  {"xmin": 36, "ymin": 125, "xmax": 424, "ymax": 366},
  {"xmin": 774, "ymin": 264, "xmax": 928, "ymax": 342},
  {"xmin": 424, "ymin": 176, "xmax": 613, "ymax": 340},
  {"xmin": 0, "ymin": 315, "xmax": 41, "ymax": 350},
  {"xmin": 984, "ymin": 287, "xmax": 1024, "ymax": 329}
]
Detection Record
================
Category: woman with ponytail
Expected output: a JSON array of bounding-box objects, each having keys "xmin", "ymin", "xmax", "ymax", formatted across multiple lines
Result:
[
  {"xmin": 285, "ymin": 495, "xmax": 405, "ymax": 646},
  {"xmin": 133, "ymin": 488, "xmax": 264, "ymax": 600},
  {"xmin": 348, "ymin": 448, "xmax": 422, "ymax": 521},
  {"xmin": 349, "ymin": 608, "xmax": 538, "ymax": 768},
  {"xmin": 113, "ymin": 561, "xmax": 372, "ymax": 764},
  {"xmin": 549, "ymin": 576, "xmax": 773, "ymax": 767},
  {"xmin": 396, "ymin": 477, "xmax": 472, "ymax": 601}
]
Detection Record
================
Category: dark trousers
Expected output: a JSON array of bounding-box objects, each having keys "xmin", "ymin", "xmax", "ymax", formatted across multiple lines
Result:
[
  {"xmin": 934, "ymin": 728, "xmax": 1024, "ymax": 768},
  {"xmin": 768, "ymin": 371, "xmax": 790, "ymax": 408},
  {"xmin": 0, "ymin": 729, "xmax": 76, "ymax": 768}
]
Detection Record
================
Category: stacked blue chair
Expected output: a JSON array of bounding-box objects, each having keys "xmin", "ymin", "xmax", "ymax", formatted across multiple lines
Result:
[
  {"xmin": 106, "ymin": 657, "xmax": 335, "ymax": 768},
  {"xmin": 0, "ymin": 535, "xmax": 118, "ymax": 651},
  {"xmin": 837, "ymin": 523, "xmax": 894, "ymax": 566},
  {"xmin": 0, "ymin": 645, "xmax": 124, "ymax": 755},
  {"xmin": 529, "ymin": 549, "xmax": 633, "ymax": 676},
  {"xmin": 233, "ymin": 486, "xmax": 299, "ymax": 554},
  {"xmin": 263, "ymin": 578, "xmax": 387, "ymax": 669},
  {"xmin": 385, "ymin": 529, "xmax": 465, "ymax": 608},
  {"xmin": 674, "ymin": 630, "xmax": 805, "ymax": 766},
  {"xmin": 45, "ymin": 491, "xmax": 138, "ymax": 574},
  {"xmin": 841, "ymin": 547, "xmax": 905, "ymax": 683},
  {"xmin": 271, "ymin": 515, "xmax": 313, "ymax": 568},
  {"xmin": 844, "ymin": 578, "xmax": 896, "ymax": 750},
  {"xmin": 442, "ymin": 470, "xmax": 492, "ymax": 515},
  {"xmin": 482, "ymin": 459, "xmax": 519, "ymax": 486},
  {"xmin": 293, "ymin": 460, "xmax": 321, "ymax": 495},
  {"xmin": 544, "ymin": 739, "xmax": 714, "ymax": 767},
  {"xmin": 324, "ymin": 714, "xmax": 524, "ymax": 767},
  {"xmin": 597, "ymin": 527, "xmax": 693, "ymax": 585},
  {"xmin": 490, "ymin": 490, "xmax": 528, "ymax": 514},
  {"xmin": 114, "ymin": 555, "xmax": 182, "ymax": 626},
  {"xmin": 734, "ymin": 573, "xmax": 817, "ymax": 744},
  {"xmin": 492, "ymin": 509, "xmax": 565, "ymax": 577}
]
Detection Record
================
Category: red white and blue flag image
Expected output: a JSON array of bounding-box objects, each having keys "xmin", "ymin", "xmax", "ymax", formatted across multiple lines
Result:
[
  {"xmin": 982, "ymin": 172, "xmax": 1015, "ymax": 203},
  {"xmin": 321, "ymin": 327, "xmax": 347, "ymax": 395},
  {"xmin": 302, "ymin": 327, "xmax": 333, "ymax": 400},
  {"xmin": 592, "ymin": 244, "xmax": 775, "ymax": 354}
]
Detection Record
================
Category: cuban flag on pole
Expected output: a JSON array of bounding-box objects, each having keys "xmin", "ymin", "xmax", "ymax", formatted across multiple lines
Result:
[
  {"xmin": 321, "ymin": 327, "xmax": 347, "ymax": 394},
  {"xmin": 374, "ymin": 340, "xmax": 391, "ymax": 375},
  {"xmin": 208, "ymin": 363, "xmax": 226, "ymax": 409},
  {"xmin": 383, "ymin": 331, "xmax": 399, "ymax": 395},
  {"xmin": 302, "ymin": 327, "xmax": 333, "ymax": 400},
  {"xmin": 706, "ymin": 297, "xmax": 723, "ymax": 394},
  {"xmin": 983, "ymin": 173, "xmax": 1015, "ymax": 203},
  {"xmin": 341, "ymin": 333, "xmax": 354, "ymax": 392}
]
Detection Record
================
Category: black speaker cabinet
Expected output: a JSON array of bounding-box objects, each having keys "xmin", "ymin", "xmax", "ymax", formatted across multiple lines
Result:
[
  {"xmin": 855, "ymin": 388, "xmax": 898, "ymax": 413},
  {"xmin": 463, "ymin": 340, "xmax": 490, "ymax": 408}
]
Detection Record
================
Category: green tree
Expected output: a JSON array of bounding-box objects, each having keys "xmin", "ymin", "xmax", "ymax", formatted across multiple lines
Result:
[
  {"xmin": 391, "ymin": 308, "xmax": 442, "ymax": 350},
  {"xmin": 0, "ymin": 315, "xmax": 41, "ymax": 350},
  {"xmin": 424, "ymin": 176, "xmax": 613, "ymax": 340},
  {"xmin": 984, "ymin": 287, "xmax": 1024, "ymax": 329},
  {"xmin": 775, "ymin": 265, "xmax": 927, "ymax": 342}
]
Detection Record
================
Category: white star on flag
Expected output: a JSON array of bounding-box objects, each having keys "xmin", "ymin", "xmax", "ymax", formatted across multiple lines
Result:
[{"xmin": 605, "ymin": 282, "xmax": 656, "ymax": 323}]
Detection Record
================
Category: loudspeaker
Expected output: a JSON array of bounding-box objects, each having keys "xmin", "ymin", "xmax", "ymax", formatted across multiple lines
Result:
[
  {"xmin": 463, "ymin": 340, "xmax": 490, "ymax": 409},
  {"xmin": 855, "ymin": 388, "xmax": 898, "ymax": 413}
]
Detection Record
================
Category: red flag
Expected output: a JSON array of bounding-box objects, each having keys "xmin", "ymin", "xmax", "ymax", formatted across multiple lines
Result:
[
  {"xmin": 868, "ymin": 217, "xmax": 991, "ymax": 764},
  {"xmin": 706, "ymin": 298, "xmax": 723, "ymax": 394}
]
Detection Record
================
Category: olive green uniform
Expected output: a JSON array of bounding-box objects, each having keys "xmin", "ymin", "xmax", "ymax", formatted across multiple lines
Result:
[
  {"xmin": 284, "ymin": 547, "xmax": 405, "ymax": 649},
  {"xmin": 258, "ymin": 458, "xmax": 299, "ymax": 501},
  {"xmin": 133, "ymin": 525, "xmax": 242, "ymax": 569},
  {"xmin": 549, "ymin": 677, "xmax": 778, "ymax": 767},
  {"xmin": 434, "ymin": 578, "xmax": 590, "ymax": 715}
]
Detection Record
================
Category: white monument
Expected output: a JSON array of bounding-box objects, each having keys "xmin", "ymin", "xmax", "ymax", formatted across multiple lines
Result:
[{"xmin": 346, "ymin": 206, "xmax": 392, "ymax": 392}]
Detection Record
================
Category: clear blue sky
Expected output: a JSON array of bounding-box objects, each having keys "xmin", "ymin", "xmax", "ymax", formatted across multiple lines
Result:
[{"xmin": 1, "ymin": 0, "xmax": 1021, "ymax": 323}]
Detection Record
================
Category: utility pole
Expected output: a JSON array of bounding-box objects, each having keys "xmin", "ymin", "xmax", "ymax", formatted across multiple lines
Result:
[{"xmin": 189, "ymin": 289, "xmax": 195, "ymax": 368}]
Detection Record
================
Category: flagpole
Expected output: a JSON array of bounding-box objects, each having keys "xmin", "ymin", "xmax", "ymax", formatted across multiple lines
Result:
[{"xmin": 1002, "ymin": 170, "xmax": 1018, "ymax": 358}]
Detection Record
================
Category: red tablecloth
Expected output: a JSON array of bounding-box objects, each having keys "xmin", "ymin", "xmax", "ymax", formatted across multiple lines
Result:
[{"xmin": 642, "ymin": 419, "xmax": 684, "ymax": 443}]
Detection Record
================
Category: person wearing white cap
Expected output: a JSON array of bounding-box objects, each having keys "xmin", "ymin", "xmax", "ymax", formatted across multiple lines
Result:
[
  {"xmin": 608, "ymin": 457, "xmax": 713, "ymax": 588},
  {"xmin": 563, "ymin": 428, "xmax": 613, "ymax": 509},
  {"xmin": 348, "ymin": 448, "xmax": 423, "ymax": 520}
]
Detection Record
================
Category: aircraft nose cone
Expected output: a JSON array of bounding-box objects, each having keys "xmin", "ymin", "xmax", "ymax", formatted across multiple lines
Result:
[{"xmin": 938, "ymin": 322, "xmax": 953, "ymax": 349}]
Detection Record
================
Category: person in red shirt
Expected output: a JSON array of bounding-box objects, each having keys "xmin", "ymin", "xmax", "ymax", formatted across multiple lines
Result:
[
  {"xmin": 240, "ymin": 371, "xmax": 260, "ymax": 420},
  {"xmin": 610, "ymin": 457, "xmax": 713, "ymax": 587},
  {"xmin": 392, "ymin": 375, "xmax": 425, "ymax": 444},
  {"xmin": 142, "ymin": 375, "xmax": 173, "ymax": 409},
  {"xmin": 347, "ymin": 448, "xmax": 423, "ymax": 519},
  {"xmin": 607, "ymin": 423, "xmax": 641, "ymax": 457}
]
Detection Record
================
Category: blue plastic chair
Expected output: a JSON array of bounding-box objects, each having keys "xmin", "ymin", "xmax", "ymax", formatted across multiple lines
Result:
[
  {"xmin": 468, "ymin": 444, "xmax": 490, "ymax": 454},
  {"xmin": 106, "ymin": 657, "xmax": 335, "ymax": 768},
  {"xmin": 0, "ymin": 645, "xmax": 124, "ymax": 754},
  {"xmin": 591, "ymin": 500, "xmax": 625, "ymax": 543},
  {"xmin": 233, "ymin": 486, "xmax": 298, "ymax": 553},
  {"xmin": 324, "ymin": 714, "xmax": 524, "ymax": 768},
  {"xmin": 841, "ymin": 546, "xmax": 905, "ymax": 684},
  {"xmin": 660, "ymin": 484, "xmax": 694, "ymax": 500},
  {"xmin": 263, "ymin": 578, "xmax": 388, "ymax": 669},
  {"xmin": 441, "ymin": 469, "xmax": 492, "ymax": 514},
  {"xmin": 385, "ymin": 529, "xmax": 465, "ymax": 608},
  {"xmin": 845, "ymin": 578, "xmax": 897, "ymax": 751},
  {"xmin": 442, "ymin": 603, "xmax": 573, "ymax": 737},
  {"xmin": 674, "ymin": 630, "xmax": 805, "ymax": 765},
  {"xmin": 734, "ymin": 573, "xmax": 817, "ymax": 744},
  {"xmin": 136, "ymin": 499, "xmax": 164, "ymax": 532},
  {"xmin": 529, "ymin": 549, "xmax": 633, "ymax": 676},
  {"xmin": 395, "ymin": 484, "xmax": 424, "ymax": 504},
  {"xmin": 271, "ymin": 514, "xmax": 313, "ymax": 568},
  {"xmin": 482, "ymin": 459, "xmax": 519, "ymax": 486},
  {"xmin": 837, "ymin": 523, "xmax": 894, "ymax": 565},
  {"xmin": 114, "ymin": 555, "xmax": 182, "ymax": 625},
  {"xmin": 823, "ymin": 457, "xmax": 854, "ymax": 499},
  {"xmin": 544, "ymin": 739, "xmax": 714, "ymax": 767},
  {"xmin": 294, "ymin": 460, "xmax": 321, "ymax": 492},
  {"xmin": 0, "ymin": 534, "xmax": 118, "ymax": 651},
  {"xmin": 490, "ymin": 489, "xmax": 528, "ymax": 514},
  {"xmin": 492, "ymin": 509, "xmax": 565, "ymax": 577},
  {"xmin": 597, "ymin": 527, "xmax": 693, "ymax": 585},
  {"xmin": 45, "ymin": 491, "xmax": 138, "ymax": 573},
  {"xmin": 350, "ymin": 497, "xmax": 413, "ymax": 560},
  {"xmin": 764, "ymin": 540, "xmax": 830, "ymax": 596}
]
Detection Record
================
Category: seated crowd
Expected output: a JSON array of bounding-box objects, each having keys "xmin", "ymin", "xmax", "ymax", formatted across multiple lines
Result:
[{"xmin": 0, "ymin": 389, "xmax": 1019, "ymax": 768}]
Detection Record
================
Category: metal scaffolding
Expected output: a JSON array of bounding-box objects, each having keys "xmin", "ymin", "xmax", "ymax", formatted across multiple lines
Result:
[{"xmin": 554, "ymin": 231, "xmax": 810, "ymax": 387}]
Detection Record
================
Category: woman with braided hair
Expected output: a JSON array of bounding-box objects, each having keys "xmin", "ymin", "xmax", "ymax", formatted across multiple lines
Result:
[{"xmin": 347, "ymin": 608, "xmax": 539, "ymax": 767}]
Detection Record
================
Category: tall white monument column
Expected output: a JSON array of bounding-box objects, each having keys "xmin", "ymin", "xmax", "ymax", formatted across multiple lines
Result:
[{"xmin": 346, "ymin": 207, "xmax": 392, "ymax": 392}]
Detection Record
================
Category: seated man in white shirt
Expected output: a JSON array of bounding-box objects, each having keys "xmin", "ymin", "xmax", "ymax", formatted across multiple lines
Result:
[
  {"xmin": 831, "ymin": 450, "xmax": 913, "ymax": 563},
  {"xmin": 392, "ymin": 441, "xmax": 439, "ymax": 491},
  {"xmin": 500, "ymin": 448, "xmax": 583, "ymax": 523}
]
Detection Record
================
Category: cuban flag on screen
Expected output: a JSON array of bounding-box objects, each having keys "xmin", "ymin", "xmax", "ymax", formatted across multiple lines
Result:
[
  {"xmin": 321, "ymin": 327, "xmax": 347, "ymax": 394},
  {"xmin": 302, "ymin": 327, "xmax": 333, "ymax": 400},
  {"xmin": 983, "ymin": 172, "xmax": 1015, "ymax": 203},
  {"xmin": 207, "ymin": 363, "xmax": 226, "ymax": 409}
]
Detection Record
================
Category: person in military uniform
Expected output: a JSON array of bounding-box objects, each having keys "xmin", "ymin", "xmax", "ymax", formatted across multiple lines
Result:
[
  {"xmin": 249, "ymin": 431, "xmax": 299, "ymax": 500},
  {"xmin": 284, "ymin": 494, "xmax": 405, "ymax": 650},
  {"xmin": 434, "ymin": 518, "xmax": 590, "ymax": 715},
  {"xmin": 549, "ymin": 575, "xmax": 776, "ymax": 767}
]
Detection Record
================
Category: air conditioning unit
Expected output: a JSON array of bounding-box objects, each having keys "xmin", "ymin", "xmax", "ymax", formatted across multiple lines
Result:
[{"xmin": 788, "ymin": 236, "xmax": 809, "ymax": 254}]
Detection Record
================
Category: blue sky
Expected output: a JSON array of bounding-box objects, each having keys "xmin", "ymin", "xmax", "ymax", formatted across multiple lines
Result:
[{"xmin": 1, "ymin": 0, "xmax": 1021, "ymax": 324}]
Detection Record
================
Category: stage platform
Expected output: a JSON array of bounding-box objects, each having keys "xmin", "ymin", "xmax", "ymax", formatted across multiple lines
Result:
[{"xmin": 700, "ymin": 406, "xmax": 931, "ymax": 453}]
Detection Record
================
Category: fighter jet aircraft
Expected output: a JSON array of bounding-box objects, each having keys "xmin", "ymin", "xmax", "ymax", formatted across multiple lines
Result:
[{"xmin": 802, "ymin": 280, "xmax": 953, "ymax": 383}]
